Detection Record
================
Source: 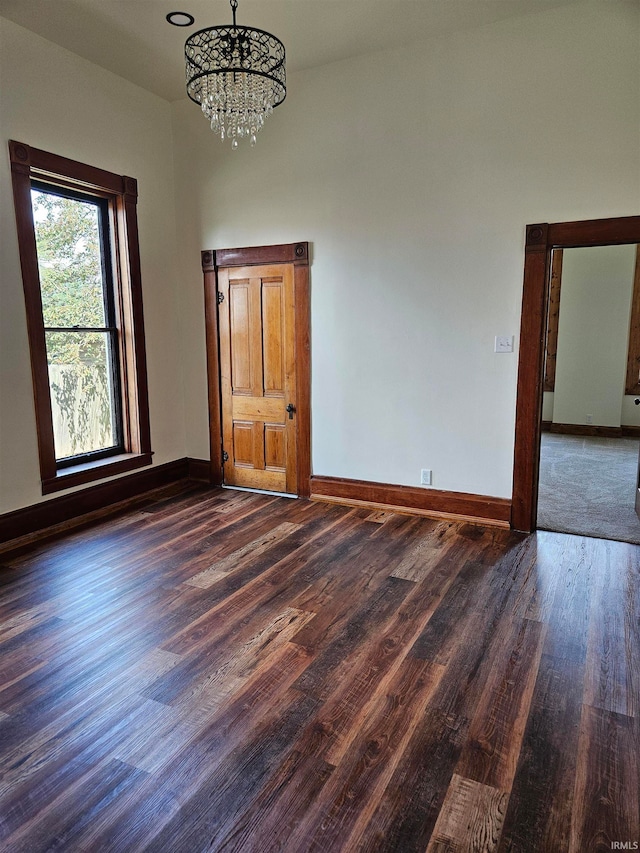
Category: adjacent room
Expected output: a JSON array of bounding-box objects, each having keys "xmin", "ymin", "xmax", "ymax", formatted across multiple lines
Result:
[
  {"xmin": 537, "ymin": 243, "xmax": 640, "ymax": 544},
  {"xmin": 0, "ymin": 1, "xmax": 638, "ymax": 850}
]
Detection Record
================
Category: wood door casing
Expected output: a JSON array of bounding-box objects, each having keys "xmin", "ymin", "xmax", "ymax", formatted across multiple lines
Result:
[
  {"xmin": 511, "ymin": 216, "xmax": 640, "ymax": 532},
  {"xmin": 202, "ymin": 242, "xmax": 311, "ymax": 497},
  {"xmin": 218, "ymin": 264, "xmax": 297, "ymax": 493}
]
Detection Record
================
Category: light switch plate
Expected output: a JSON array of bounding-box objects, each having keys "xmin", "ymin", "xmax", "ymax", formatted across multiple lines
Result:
[{"xmin": 495, "ymin": 335, "xmax": 514, "ymax": 353}]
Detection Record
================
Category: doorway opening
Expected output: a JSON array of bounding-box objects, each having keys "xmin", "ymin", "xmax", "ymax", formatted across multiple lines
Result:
[
  {"xmin": 511, "ymin": 216, "xmax": 640, "ymax": 539},
  {"xmin": 202, "ymin": 242, "xmax": 311, "ymax": 497},
  {"xmin": 536, "ymin": 243, "xmax": 640, "ymax": 543}
]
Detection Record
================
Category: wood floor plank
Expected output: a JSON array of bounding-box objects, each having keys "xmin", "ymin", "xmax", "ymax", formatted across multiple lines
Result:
[
  {"xmin": 0, "ymin": 692, "xmax": 155, "ymax": 840},
  {"xmin": 291, "ymin": 575, "xmax": 415, "ymax": 698},
  {"xmin": 183, "ymin": 520, "xmax": 301, "ymax": 587},
  {"xmin": 569, "ymin": 704, "xmax": 639, "ymax": 853},
  {"xmin": 454, "ymin": 616, "xmax": 547, "ymax": 790},
  {"xmin": 166, "ymin": 606, "xmax": 316, "ymax": 713},
  {"xmin": 583, "ymin": 539, "xmax": 639, "ymax": 717},
  {"xmin": 389, "ymin": 520, "xmax": 463, "ymax": 582},
  {"xmin": 496, "ymin": 652, "xmax": 585, "ymax": 853},
  {"xmin": 139, "ymin": 691, "xmax": 321, "ymax": 853},
  {"xmin": 4, "ymin": 758, "xmax": 148, "ymax": 853},
  {"xmin": 408, "ymin": 529, "xmax": 527, "ymax": 666},
  {"xmin": 425, "ymin": 774, "xmax": 509, "ymax": 853},
  {"xmin": 285, "ymin": 658, "xmax": 445, "ymax": 853},
  {"xmin": 88, "ymin": 659, "xmax": 316, "ymax": 850},
  {"xmin": 154, "ymin": 507, "xmax": 360, "ymax": 660},
  {"xmin": 496, "ymin": 534, "xmax": 596, "ymax": 853},
  {"xmin": 353, "ymin": 539, "xmax": 544, "ymax": 852},
  {"xmin": 0, "ymin": 651, "xmax": 47, "ymax": 696},
  {"xmin": 118, "ymin": 641, "xmax": 313, "ymax": 775},
  {"xmin": 0, "ymin": 488, "xmax": 637, "ymax": 852}
]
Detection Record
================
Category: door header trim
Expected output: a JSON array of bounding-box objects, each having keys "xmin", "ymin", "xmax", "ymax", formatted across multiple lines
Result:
[{"xmin": 202, "ymin": 242, "xmax": 309, "ymax": 271}]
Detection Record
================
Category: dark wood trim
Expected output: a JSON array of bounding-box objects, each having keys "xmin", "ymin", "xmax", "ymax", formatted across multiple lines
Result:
[
  {"xmin": 41, "ymin": 453, "xmax": 153, "ymax": 494},
  {"xmin": 547, "ymin": 216, "xmax": 640, "ymax": 248},
  {"xmin": 203, "ymin": 243, "xmax": 312, "ymax": 497},
  {"xmin": 543, "ymin": 249, "xmax": 562, "ymax": 392},
  {"xmin": 0, "ymin": 457, "xmax": 215, "ymax": 549},
  {"xmin": 188, "ymin": 458, "xmax": 213, "ymax": 482},
  {"xmin": 293, "ymin": 260, "xmax": 312, "ymax": 498},
  {"xmin": 9, "ymin": 145, "xmax": 58, "ymax": 482},
  {"xmin": 202, "ymin": 250, "xmax": 223, "ymax": 486},
  {"xmin": 0, "ymin": 458, "xmax": 186, "ymax": 546},
  {"xmin": 542, "ymin": 422, "xmax": 640, "ymax": 439},
  {"xmin": 511, "ymin": 224, "xmax": 550, "ymax": 533},
  {"xmin": 121, "ymin": 181, "xmax": 152, "ymax": 457},
  {"xmin": 512, "ymin": 215, "xmax": 640, "ymax": 533},
  {"xmin": 8, "ymin": 140, "xmax": 152, "ymax": 491},
  {"xmin": 625, "ymin": 246, "xmax": 640, "ymax": 395},
  {"xmin": 310, "ymin": 475, "xmax": 511, "ymax": 526},
  {"xmin": 548, "ymin": 423, "xmax": 625, "ymax": 438},
  {"xmin": 9, "ymin": 140, "xmax": 127, "ymax": 195},
  {"xmin": 213, "ymin": 242, "xmax": 309, "ymax": 269}
]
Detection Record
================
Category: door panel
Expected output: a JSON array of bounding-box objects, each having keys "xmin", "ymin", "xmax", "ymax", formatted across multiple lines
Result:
[
  {"xmin": 262, "ymin": 282, "xmax": 284, "ymax": 394},
  {"xmin": 232, "ymin": 422, "xmax": 254, "ymax": 467},
  {"xmin": 229, "ymin": 281, "xmax": 253, "ymax": 394},
  {"xmin": 265, "ymin": 424, "xmax": 286, "ymax": 471},
  {"xmin": 218, "ymin": 263, "xmax": 297, "ymax": 493}
]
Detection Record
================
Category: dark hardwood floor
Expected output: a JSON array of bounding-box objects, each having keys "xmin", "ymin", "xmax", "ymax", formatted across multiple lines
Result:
[{"xmin": 0, "ymin": 484, "xmax": 638, "ymax": 852}]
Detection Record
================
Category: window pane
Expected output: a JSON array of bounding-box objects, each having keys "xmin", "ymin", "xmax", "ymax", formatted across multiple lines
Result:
[
  {"xmin": 31, "ymin": 189, "xmax": 107, "ymax": 328},
  {"xmin": 46, "ymin": 331, "xmax": 119, "ymax": 460}
]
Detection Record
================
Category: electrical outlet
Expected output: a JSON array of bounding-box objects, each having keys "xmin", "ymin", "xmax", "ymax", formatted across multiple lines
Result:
[
  {"xmin": 586, "ymin": 414, "xmax": 593, "ymax": 424},
  {"xmin": 420, "ymin": 469, "xmax": 432, "ymax": 486}
]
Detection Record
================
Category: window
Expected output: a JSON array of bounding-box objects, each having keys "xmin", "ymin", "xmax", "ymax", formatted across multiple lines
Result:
[{"xmin": 9, "ymin": 141, "xmax": 151, "ymax": 494}]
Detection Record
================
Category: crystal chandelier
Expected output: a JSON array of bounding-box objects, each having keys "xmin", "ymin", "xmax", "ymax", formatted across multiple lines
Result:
[{"xmin": 185, "ymin": 0, "xmax": 286, "ymax": 148}]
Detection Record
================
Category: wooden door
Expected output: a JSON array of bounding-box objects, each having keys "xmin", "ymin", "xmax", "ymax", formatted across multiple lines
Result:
[{"xmin": 218, "ymin": 263, "xmax": 297, "ymax": 493}]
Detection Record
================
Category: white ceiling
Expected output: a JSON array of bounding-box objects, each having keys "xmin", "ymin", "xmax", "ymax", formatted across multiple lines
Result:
[{"xmin": 0, "ymin": 0, "xmax": 577, "ymax": 103}]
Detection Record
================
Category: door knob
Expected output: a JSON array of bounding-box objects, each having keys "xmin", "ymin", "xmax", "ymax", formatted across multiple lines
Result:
[{"xmin": 286, "ymin": 403, "xmax": 295, "ymax": 419}]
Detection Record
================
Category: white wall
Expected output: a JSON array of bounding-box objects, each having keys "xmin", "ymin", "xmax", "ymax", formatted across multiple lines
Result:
[
  {"xmin": 542, "ymin": 392, "xmax": 554, "ymax": 422},
  {"xmin": 0, "ymin": 18, "xmax": 186, "ymax": 513},
  {"xmin": 552, "ymin": 245, "xmax": 637, "ymax": 428},
  {"xmin": 172, "ymin": 1, "xmax": 640, "ymax": 498},
  {"xmin": 1, "ymin": 1, "xmax": 639, "ymax": 517},
  {"xmin": 622, "ymin": 394, "xmax": 640, "ymax": 426}
]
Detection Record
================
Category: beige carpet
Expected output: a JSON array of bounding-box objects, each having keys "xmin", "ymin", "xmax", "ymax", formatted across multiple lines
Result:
[{"xmin": 537, "ymin": 433, "xmax": 640, "ymax": 544}]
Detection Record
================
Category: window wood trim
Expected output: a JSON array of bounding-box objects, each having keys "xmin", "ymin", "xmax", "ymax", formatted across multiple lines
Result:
[{"xmin": 9, "ymin": 141, "xmax": 152, "ymax": 493}]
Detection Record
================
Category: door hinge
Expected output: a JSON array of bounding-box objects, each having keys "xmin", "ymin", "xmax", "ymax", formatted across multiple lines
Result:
[
  {"xmin": 217, "ymin": 291, "xmax": 224, "ymax": 304},
  {"xmin": 222, "ymin": 450, "xmax": 229, "ymax": 463}
]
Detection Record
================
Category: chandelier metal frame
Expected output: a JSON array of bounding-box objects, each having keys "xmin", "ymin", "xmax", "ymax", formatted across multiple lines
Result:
[{"xmin": 184, "ymin": 0, "xmax": 286, "ymax": 147}]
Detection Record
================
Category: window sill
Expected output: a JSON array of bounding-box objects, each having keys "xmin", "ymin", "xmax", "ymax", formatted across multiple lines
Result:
[{"xmin": 42, "ymin": 452, "xmax": 153, "ymax": 495}]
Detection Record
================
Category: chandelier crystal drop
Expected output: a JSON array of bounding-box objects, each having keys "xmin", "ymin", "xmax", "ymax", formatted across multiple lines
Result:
[{"xmin": 185, "ymin": 0, "xmax": 286, "ymax": 148}]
